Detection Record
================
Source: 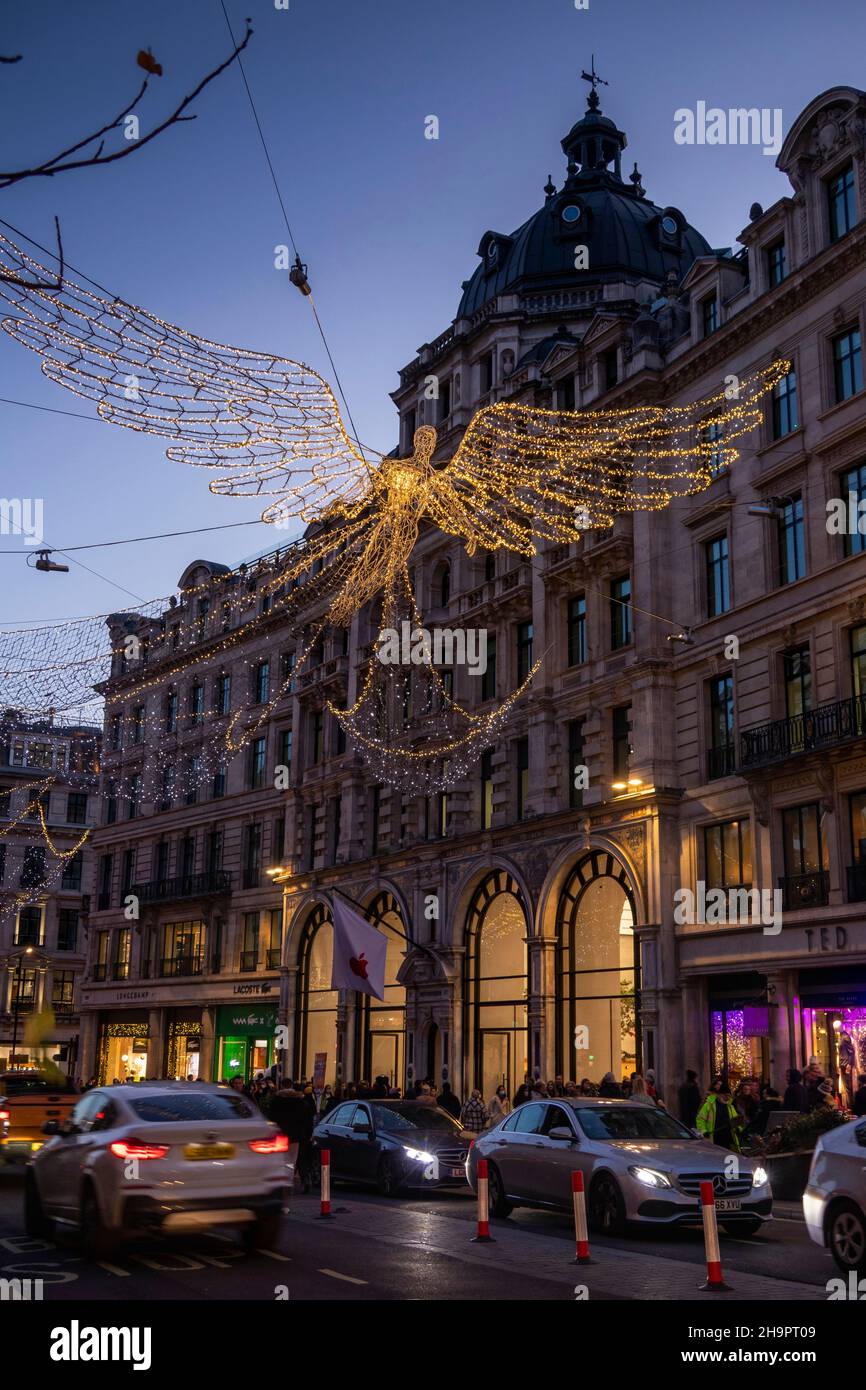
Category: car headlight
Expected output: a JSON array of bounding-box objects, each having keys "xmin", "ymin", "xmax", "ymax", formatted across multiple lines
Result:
[
  {"xmin": 628, "ymin": 1165, "xmax": 672, "ymax": 1189},
  {"xmin": 751, "ymin": 1165, "xmax": 769, "ymax": 1188},
  {"xmin": 403, "ymin": 1146, "xmax": 436, "ymax": 1164}
]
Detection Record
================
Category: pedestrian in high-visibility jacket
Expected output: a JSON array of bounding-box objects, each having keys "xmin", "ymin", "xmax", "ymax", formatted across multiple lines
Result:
[{"xmin": 695, "ymin": 1082, "xmax": 743, "ymax": 1151}]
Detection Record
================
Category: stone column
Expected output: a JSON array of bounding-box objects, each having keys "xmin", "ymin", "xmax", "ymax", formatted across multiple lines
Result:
[
  {"xmin": 766, "ymin": 970, "xmax": 796, "ymax": 1088},
  {"xmin": 148, "ymin": 1007, "xmax": 166, "ymax": 1077},
  {"xmin": 199, "ymin": 1005, "xmax": 216, "ymax": 1082}
]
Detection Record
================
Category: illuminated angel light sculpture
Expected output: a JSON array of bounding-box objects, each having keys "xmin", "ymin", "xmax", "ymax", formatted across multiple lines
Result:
[{"xmin": 0, "ymin": 231, "xmax": 789, "ymax": 790}]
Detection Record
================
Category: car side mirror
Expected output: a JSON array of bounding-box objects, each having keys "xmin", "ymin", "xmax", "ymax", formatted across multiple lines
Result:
[
  {"xmin": 60, "ymin": 1119, "xmax": 80, "ymax": 1137},
  {"xmin": 352, "ymin": 1121, "xmax": 373, "ymax": 1136},
  {"xmin": 41, "ymin": 1120, "xmax": 61, "ymax": 1136},
  {"xmin": 548, "ymin": 1126, "xmax": 576, "ymax": 1142}
]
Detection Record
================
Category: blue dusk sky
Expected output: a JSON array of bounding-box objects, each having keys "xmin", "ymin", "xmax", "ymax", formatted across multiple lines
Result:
[{"xmin": 1, "ymin": 0, "xmax": 863, "ymax": 626}]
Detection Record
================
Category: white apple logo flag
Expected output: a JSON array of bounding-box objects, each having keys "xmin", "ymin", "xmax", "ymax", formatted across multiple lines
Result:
[{"xmin": 330, "ymin": 895, "xmax": 388, "ymax": 1000}]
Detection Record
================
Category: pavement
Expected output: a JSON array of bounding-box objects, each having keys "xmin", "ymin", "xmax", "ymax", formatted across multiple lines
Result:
[{"xmin": 0, "ymin": 1165, "xmax": 834, "ymax": 1302}]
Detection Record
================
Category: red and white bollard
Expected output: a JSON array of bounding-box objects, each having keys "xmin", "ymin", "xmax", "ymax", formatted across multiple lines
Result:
[
  {"xmin": 571, "ymin": 1170, "xmax": 592, "ymax": 1264},
  {"xmin": 471, "ymin": 1157, "xmax": 495, "ymax": 1242},
  {"xmin": 699, "ymin": 1180, "xmax": 730, "ymax": 1290},
  {"xmin": 318, "ymin": 1148, "xmax": 334, "ymax": 1219}
]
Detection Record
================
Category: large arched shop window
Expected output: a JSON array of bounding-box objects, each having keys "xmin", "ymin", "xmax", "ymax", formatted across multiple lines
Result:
[
  {"xmin": 296, "ymin": 903, "xmax": 337, "ymax": 1087},
  {"xmin": 464, "ymin": 870, "xmax": 529, "ymax": 1102},
  {"xmin": 356, "ymin": 891, "xmax": 408, "ymax": 1088},
  {"xmin": 555, "ymin": 851, "xmax": 639, "ymax": 1083}
]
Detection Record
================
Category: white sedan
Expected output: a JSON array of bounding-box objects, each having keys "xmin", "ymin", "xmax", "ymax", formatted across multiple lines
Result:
[
  {"xmin": 25, "ymin": 1081, "xmax": 292, "ymax": 1257},
  {"xmin": 803, "ymin": 1116, "xmax": 866, "ymax": 1273}
]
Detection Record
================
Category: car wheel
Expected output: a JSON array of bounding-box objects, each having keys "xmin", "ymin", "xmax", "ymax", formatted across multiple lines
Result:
[
  {"xmin": 828, "ymin": 1200, "xmax": 866, "ymax": 1274},
  {"xmin": 376, "ymin": 1154, "xmax": 400, "ymax": 1198},
  {"xmin": 722, "ymin": 1217, "xmax": 762, "ymax": 1236},
  {"xmin": 486, "ymin": 1163, "xmax": 513, "ymax": 1218},
  {"xmin": 588, "ymin": 1174, "xmax": 627, "ymax": 1236},
  {"xmin": 80, "ymin": 1185, "xmax": 117, "ymax": 1261},
  {"xmin": 24, "ymin": 1169, "xmax": 48, "ymax": 1238},
  {"xmin": 242, "ymin": 1212, "xmax": 281, "ymax": 1250}
]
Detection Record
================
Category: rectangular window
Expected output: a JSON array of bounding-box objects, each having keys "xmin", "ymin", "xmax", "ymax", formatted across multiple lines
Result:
[
  {"xmin": 479, "ymin": 351, "xmax": 494, "ymax": 395},
  {"xmin": 280, "ymin": 650, "xmax": 296, "ymax": 686},
  {"xmin": 557, "ymin": 375, "xmax": 575, "ymax": 411},
  {"xmin": 249, "ymin": 735, "xmax": 267, "ymax": 790},
  {"xmin": 52, "ymin": 970, "xmax": 75, "ymax": 1008},
  {"xmin": 213, "ymin": 763, "xmax": 227, "ymax": 799},
  {"xmin": 110, "ymin": 713, "xmax": 122, "ymax": 751},
  {"xmin": 278, "ymin": 727, "xmax": 293, "ymax": 773},
  {"xmin": 610, "ymin": 575, "xmax": 632, "ymax": 649},
  {"xmin": 704, "ymin": 819, "xmax": 753, "ymax": 890},
  {"xmin": 481, "ymin": 634, "xmax": 497, "ymax": 701},
  {"xmin": 701, "ymin": 418, "xmax": 727, "ymax": 478},
  {"xmin": 165, "ymin": 691, "xmax": 178, "ymax": 734},
  {"xmin": 707, "ymin": 674, "xmax": 735, "ymax": 780},
  {"xmin": 402, "ymin": 407, "xmax": 416, "ymax": 453},
  {"xmin": 15, "ymin": 904, "xmax": 42, "ymax": 946},
  {"xmin": 271, "ymin": 815, "xmax": 285, "ymax": 866},
  {"xmin": 842, "ymin": 462, "xmax": 866, "ymax": 558},
  {"xmin": 782, "ymin": 802, "xmax": 829, "ymax": 876},
  {"xmin": 568, "ymin": 720, "xmax": 585, "ymax": 809},
  {"xmin": 480, "ymin": 749, "xmax": 494, "ymax": 829},
  {"xmin": 188, "ymin": 685, "xmax": 204, "ymax": 725},
  {"xmin": 827, "ymin": 163, "xmax": 856, "ymax": 242},
  {"xmin": 515, "ymin": 736, "xmax": 529, "ymax": 819},
  {"xmin": 21, "ymin": 846, "xmax": 46, "ymax": 889},
  {"xmin": 217, "ymin": 674, "xmax": 231, "ymax": 716},
  {"xmin": 701, "ymin": 294, "xmax": 719, "ymax": 337},
  {"xmin": 603, "ymin": 348, "xmax": 618, "ymax": 390},
  {"xmin": 243, "ymin": 823, "xmax": 262, "ymax": 889},
  {"xmin": 784, "ymin": 645, "xmax": 812, "ymax": 719},
  {"xmin": 851, "ymin": 625, "xmax": 866, "ymax": 706},
  {"xmin": 370, "ymin": 785, "xmax": 382, "ymax": 854},
  {"xmin": 159, "ymin": 764, "xmax": 174, "ymax": 811},
  {"xmin": 311, "ymin": 710, "xmax": 324, "ymax": 764},
  {"xmin": 155, "ymin": 841, "xmax": 169, "ymax": 882},
  {"xmin": 131, "ymin": 705, "xmax": 145, "ymax": 744},
  {"xmin": 97, "ymin": 853, "xmax": 113, "ymax": 911},
  {"xmin": 438, "ymin": 378, "xmax": 451, "ymax": 422},
  {"xmin": 57, "ymin": 909, "xmax": 79, "ymax": 952},
  {"xmin": 241, "ymin": 912, "xmax": 260, "ymax": 972},
  {"xmin": 195, "ymin": 597, "xmax": 210, "ymax": 642},
  {"xmin": 612, "ymin": 705, "xmax": 632, "ymax": 781},
  {"xmin": 772, "ymin": 369, "xmax": 799, "ymax": 438},
  {"xmin": 765, "ymin": 238, "xmax": 786, "ymax": 286},
  {"xmin": 516, "ymin": 621, "xmax": 534, "ymax": 685},
  {"xmin": 833, "ymin": 327, "xmax": 863, "ymax": 403},
  {"xmin": 705, "ymin": 534, "xmax": 731, "ymax": 617},
  {"xmin": 112, "ymin": 927, "xmax": 131, "ymax": 980},
  {"xmin": 777, "ymin": 494, "xmax": 805, "ymax": 584},
  {"xmin": 328, "ymin": 796, "xmax": 341, "ymax": 865},
  {"xmin": 567, "ymin": 595, "xmax": 586, "ymax": 666},
  {"xmin": 206, "ymin": 829, "xmax": 223, "ymax": 875},
  {"xmin": 254, "ymin": 660, "xmax": 270, "ymax": 705},
  {"xmin": 128, "ymin": 773, "xmax": 141, "ymax": 819},
  {"xmin": 305, "ymin": 806, "xmax": 316, "ymax": 871},
  {"xmin": 66, "ymin": 791, "xmax": 88, "ymax": 825},
  {"xmin": 61, "ymin": 851, "xmax": 82, "ymax": 891}
]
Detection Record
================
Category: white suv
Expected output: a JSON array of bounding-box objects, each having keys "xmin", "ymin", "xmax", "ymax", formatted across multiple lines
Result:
[
  {"xmin": 25, "ymin": 1081, "xmax": 292, "ymax": 1257},
  {"xmin": 803, "ymin": 1116, "xmax": 866, "ymax": 1273}
]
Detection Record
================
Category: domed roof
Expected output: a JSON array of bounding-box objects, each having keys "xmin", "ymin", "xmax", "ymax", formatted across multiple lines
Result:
[{"xmin": 457, "ymin": 90, "xmax": 712, "ymax": 320}]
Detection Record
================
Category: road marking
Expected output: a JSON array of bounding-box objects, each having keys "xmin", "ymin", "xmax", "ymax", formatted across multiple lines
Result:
[
  {"xmin": 95, "ymin": 1260, "xmax": 131, "ymax": 1276},
  {"xmin": 257, "ymin": 1248, "xmax": 290, "ymax": 1262},
  {"xmin": 318, "ymin": 1267, "xmax": 368, "ymax": 1285}
]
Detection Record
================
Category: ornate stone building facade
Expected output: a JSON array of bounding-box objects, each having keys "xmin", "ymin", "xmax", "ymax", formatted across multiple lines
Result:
[{"xmin": 78, "ymin": 85, "xmax": 866, "ymax": 1106}]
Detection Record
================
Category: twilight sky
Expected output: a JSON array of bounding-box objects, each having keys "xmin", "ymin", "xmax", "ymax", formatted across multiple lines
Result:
[{"xmin": 1, "ymin": 0, "xmax": 862, "ymax": 627}]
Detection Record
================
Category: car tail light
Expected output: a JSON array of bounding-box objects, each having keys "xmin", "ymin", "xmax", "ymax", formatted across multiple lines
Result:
[
  {"xmin": 0, "ymin": 1109, "xmax": 9, "ymax": 1122},
  {"xmin": 248, "ymin": 1133, "xmax": 289, "ymax": 1154},
  {"xmin": 109, "ymin": 1138, "xmax": 170, "ymax": 1160}
]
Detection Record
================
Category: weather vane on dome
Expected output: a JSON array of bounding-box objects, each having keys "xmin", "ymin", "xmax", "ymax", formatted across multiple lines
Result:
[{"xmin": 580, "ymin": 55, "xmax": 608, "ymax": 109}]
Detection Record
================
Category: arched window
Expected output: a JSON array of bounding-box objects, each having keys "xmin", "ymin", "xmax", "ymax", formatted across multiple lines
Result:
[
  {"xmin": 464, "ymin": 870, "xmax": 528, "ymax": 1101},
  {"xmin": 555, "ymin": 852, "xmax": 638, "ymax": 1082},
  {"xmin": 296, "ymin": 903, "xmax": 337, "ymax": 1086},
  {"xmin": 357, "ymin": 891, "xmax": 408, "ymax": 1089},
  {"xmin": 437, "ymin": 564, "xmax": 451, "ymax": 609}
]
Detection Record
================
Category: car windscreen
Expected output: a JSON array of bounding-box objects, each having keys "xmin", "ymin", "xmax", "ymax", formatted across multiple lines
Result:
[
  {"xmin": 574, "ymin": 1106, "xmax": 695, "ymax": 1141},
  {"xmin": 128, "ymin": 1093, "xmax": 257, "ymax": 1123},
  {"xmin": 0, "ymin": 1074, "xmax": 77, "ymax": 1095},
  {"xmin": 372, "ymin": 1105, "xmax": 460, "ymax": 1133}
]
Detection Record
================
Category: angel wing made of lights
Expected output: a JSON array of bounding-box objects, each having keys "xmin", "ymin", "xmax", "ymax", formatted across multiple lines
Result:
[{"xmin": 0, "ymin": 228, "xmax": 788, "ymax": 629}]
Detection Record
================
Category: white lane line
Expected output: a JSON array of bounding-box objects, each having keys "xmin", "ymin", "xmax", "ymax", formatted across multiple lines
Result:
[
  {"xmin": 257, "ymin": 1248, "xmax": 290, "ymax": 1262},
  {"xmin": 95, "ymin": 1261, "xmax": 131, "ymax": 1276},
  {"xmin": 318, "ymin": 1267, "xmax": 368, "ymax": 1285}
]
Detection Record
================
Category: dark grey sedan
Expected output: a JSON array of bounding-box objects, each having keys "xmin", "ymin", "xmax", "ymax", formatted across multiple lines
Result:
[{"xmin": 312, "ymin": 1100, "xmax": 472, "ymax": 1197}]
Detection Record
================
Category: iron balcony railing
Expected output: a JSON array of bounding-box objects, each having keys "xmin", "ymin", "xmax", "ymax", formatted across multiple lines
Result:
[
  {"xmin": 706, "ymin": 744, "xmax": 736, "ymax": 780},
  {"xmin": 778, "ymin": 870, "xmax": 830, "ymax": 911},
  {"xmin": 131, "ymin": 870, "xmax": 231, "ymax": 904},
  {"xmin": 741, "ymin": 695, "xmax": 866, "ymax": 770},
  {"xmin": 159, "ymin": 954, "xmax": 204, "ymax": 978}
]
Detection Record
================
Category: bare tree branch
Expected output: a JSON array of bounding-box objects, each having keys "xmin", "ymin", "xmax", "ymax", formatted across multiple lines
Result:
[{"xmin": 0, "ymin": 22, "xmax": 253, "ymax": 189}]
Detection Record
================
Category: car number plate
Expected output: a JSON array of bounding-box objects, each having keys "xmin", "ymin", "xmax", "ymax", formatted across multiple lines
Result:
[
  {"xmin": 714, "ymin": 1198, "xmax": 741, "ymax": 1212},
  {"xmin": 449, "ymin": 1166, "xmax": 465, "ymax": 1178},
  {"xmin": 184, "ymin": 1142, "xmax": 235, "ymax": 1160}
]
